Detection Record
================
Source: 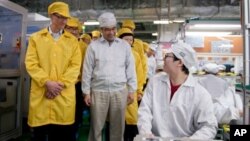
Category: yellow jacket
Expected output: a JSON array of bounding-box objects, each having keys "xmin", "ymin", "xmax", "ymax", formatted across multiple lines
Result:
[
  {"xmin": 25, "ymin": 28, "xmax": 81, "ymax": 127},
  {"xmin": 125, "ymin": 49, "xmax": 143, "ymax": 125},
  {"xmin": 133, "ymin": 39, "xmax": 148, "ymax": 86},
  {"xmin": 77, "ymin": 39, "xmax": 88, "ymax": 82}
]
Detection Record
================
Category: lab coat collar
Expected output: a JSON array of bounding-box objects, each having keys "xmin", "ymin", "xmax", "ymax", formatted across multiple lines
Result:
[{"xmin": 160, "ymin": 73, "xmax": 195, "ymax": 88}]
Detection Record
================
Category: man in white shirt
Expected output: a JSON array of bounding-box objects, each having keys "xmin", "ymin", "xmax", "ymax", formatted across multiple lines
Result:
[
  {"xmin": 138, "ymin": 41, "xmax": 218, "ymax": 140},
  {"xmin": 81, "ymin": 12, "xmax": 137, "ymax": 141}
]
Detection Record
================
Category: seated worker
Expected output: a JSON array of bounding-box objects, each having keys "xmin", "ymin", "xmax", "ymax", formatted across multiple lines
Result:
[
  {"xmin": 137, "ymin": 41, "xmax": 218, "ymax": 140},
  {"xmin": 199, "ymin": 63, "xmax": 243, "ymax": 124}
]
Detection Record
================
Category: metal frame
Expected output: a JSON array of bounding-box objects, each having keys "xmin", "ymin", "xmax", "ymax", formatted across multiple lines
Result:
[
  {"xmin": 0, "ymin": 0, "xmax": 27, "ymax": 140},
  {"xmin": 242, "ymin": 0, "xmax": 250, "ymax": 124}
]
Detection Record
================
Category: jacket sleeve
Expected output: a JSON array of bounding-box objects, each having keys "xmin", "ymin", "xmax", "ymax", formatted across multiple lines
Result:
[
  {"xmin": 137, "ymin": 79, "xmax": 154, "ymax": 135},
  {"xmin": 81, "ymin": 44, "xmax": 95, "ymax": 95},
  {"xmin": 58, "ymin": 40, "xmax": 81, "ymax": 88},
  {"xmin": 190, "ymin": 87, "xmax": 218, "ymax": 139},
  {"xmin": 126, "ymin": 46, "xmax": 137, "ymax": 93},
  {"xmin": 25, "ymin": 36, "xmax": 50, "ymax": 87},
  {"xmin": 135, "ymin": 53, "xmax": 144, "ymax": 94}
]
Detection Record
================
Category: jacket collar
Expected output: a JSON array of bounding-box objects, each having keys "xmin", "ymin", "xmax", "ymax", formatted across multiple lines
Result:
[
  {"xmin": 39, "ymin": 28, "xmax": 71, "ymax": 38},
  {"xmin": 100, "ymin": 36, "xmax": 119, "ymax": 43},
  {"xmin": 160, "ymin": 73, "xmax": 195, "ymax": 87}
]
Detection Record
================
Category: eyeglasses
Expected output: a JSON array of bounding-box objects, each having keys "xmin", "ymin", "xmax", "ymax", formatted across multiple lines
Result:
[
  {"xmin": 164, "ymin": 54, "xmax": 180, "ymax": 62},
  {"xmin": 164, "ymin": 54, "xmax": 175, "ymax": 59},
  {"xmin": 53, "ymin": 13, "xmax": 67, "ymax": 20}
]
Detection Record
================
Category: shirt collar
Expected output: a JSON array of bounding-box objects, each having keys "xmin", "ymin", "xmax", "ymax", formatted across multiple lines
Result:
[
  {"xmin": 48, "ymin": 25, "xmax": 63, "ymax": 36},
  {"xmin": 100, "ymin": 36, "xmax": 119, "ymax": 43}
]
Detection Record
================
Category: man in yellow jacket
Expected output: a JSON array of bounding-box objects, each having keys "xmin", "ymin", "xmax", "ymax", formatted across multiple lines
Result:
[
  {"xmin": 117, "ymin": 28, "xmax": 144, "ymax": 141},
  {"xmin": 25, "ymin": 2, "xmax": 81, "ymax": 141},
  {"xmin": 122, "ymin": 19, "xmax": 148, "ymax": 101},
  {"xmin": 65, "ymin": 16, "xmax": 88, "ymax": 138}
]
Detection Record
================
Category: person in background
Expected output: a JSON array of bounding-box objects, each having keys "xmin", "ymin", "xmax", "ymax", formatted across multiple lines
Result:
[
  {"xmin": 91, "ymin": 30, "xmax": 101, "ymax": 41},
  {"xmin": 81, "ymin": 12, "xmax": 137, "ymax": 141},
  {"xmin": 142, "ymin": 43, "xmax": 157, "ymax": 91},
  {"xmin": 146, "ymin": 44, "xmax": 157, "ymax": 79},
  {"xmin": 80, "ymin": 33, "xmax": 92, "ymax": 45},
  {"xmin": 64, "ymin": 17, "xmax": 88, "ymax": 139},
  {"xmin": 138, "ymin": 41, "xmax": 217, "ymax": 139},
  {"xmin": 65, "ymin": 17, "xmax": 80, "ymax": 37},
  {"xmin": 117, "ymin": 28, "xmax": 144, "ymax": 141},
  {"xmin": 155, "ymin": 60, "xmax": 165, "ymax": 74},
  {"xmin": 25, "ymin": 2, "xmax": 81, "ymax": 141},
  {"xmin": 78, "ymin": 20, "xmax": 83, "ymax": 36},
  {"xmin": 122, "ymin": 19, "xmax": 148, "ymax": 87},
  {"xmin": 199, "ymin": 63, "xmax": 243, "ymax": 124}
]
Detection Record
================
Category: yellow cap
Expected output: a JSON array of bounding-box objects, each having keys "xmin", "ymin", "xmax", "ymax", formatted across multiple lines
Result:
[
  {"xmin": 48, "ymin": 2, "xmax": 70, "ymax": 18},
  {"xmin": 78, "ymin": 22, "xmax": 83, "ymax": 33},
  {"xmin": 143, "ymin": 42, "xmax": 149, "ymax": 53},
  {"xmin": 80, "ymin": 34, "xmax": 91, "ymax": 41},
  {"xmin": 122, "ymin": 19, "xmax": 135, "ymax": 30},
  {"xmin": 117, "ymin": 28, "xmax": 133, "ymax": 37},
  {"xmin": 66, "ymin": 17, "xmax": 79, "ymax": 27},
  {"xmin": 92, "ymin": 30, "xmax": 101, "ymax": 38}
]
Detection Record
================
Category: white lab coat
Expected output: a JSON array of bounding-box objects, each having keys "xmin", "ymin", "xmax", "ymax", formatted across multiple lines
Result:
[
  {"xmin": 214, "ymin": 87, "xmax": 243, "ymax": 124},
  {"xmin": 199, "ymin": 74, "xmax": 243, "ymax": 124},
  {"xmin": 138, "ymin": 73, "xmax": 218, "ymax": 139},
  {"xmin": 199, "ymin": 74, "xmax": 228, "ymax": 100},
  {"xmin": 147, "ymin": 56, "xmax": 157, "ymax": 79}
]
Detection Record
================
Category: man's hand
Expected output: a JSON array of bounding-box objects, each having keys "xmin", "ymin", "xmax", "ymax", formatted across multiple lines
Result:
[
  {"xmin": 84, "ymin": 94, "xmax": 91, "ymax": 106},
  {"xmin": 127, "ymin": 93, "xmax": 134, "ymax": 105},
  {"xmin": 45, "ymin": 91, "xmax": 55, "ymax": 99},
  {"xmin": 137, "ymin": 93, "xmax": 143, "ymax": 101},
  {"xmin": 45, "ymin": 81, "xmax": 64, "ymax": 98}
]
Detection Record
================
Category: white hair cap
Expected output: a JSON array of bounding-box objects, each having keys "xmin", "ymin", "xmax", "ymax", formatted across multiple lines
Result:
[
  {"xmin": 203, "ymin": 63, "xmax": 219, "ymax": 74},
  {"xmin": 149, "ymin": 43, "xmax": 157, "ymax": 51},
  {"xmin": 98, "ymin": 12, "xmax": 117, "ymax": 28},
  {"xmin": 218, "ymin": 64, "xmax": 226, "ymax": 71},
  {"xmin": 171, "ymin": 41, "xmax": 197, "ymax": 69}
]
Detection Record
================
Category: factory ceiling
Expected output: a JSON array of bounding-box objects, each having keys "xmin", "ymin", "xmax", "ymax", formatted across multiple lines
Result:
[
  {"xmin": 9, "ymin": 0, "xmax": 241, "ymax": 42},
  {"xmin": 9, "ymin": 0, "xmax": 240, "ymax": 21}
]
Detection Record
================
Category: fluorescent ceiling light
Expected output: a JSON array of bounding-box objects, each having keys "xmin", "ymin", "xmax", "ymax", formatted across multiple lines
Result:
[
  {"xmin": 84, "ymin": 21, "xmax": 99, "ymax": 26},
  {"xmin": 173, "ymin": 18, "xmax": 185, "ymax": 23},
  {"xmin": 193, "ymin": 24, "xmax": 241, "ymax": 28},
  {"xmin": 152, "ymin": 33, "xmax": 158, "ymax": 36},
  {"xmin": 153, "ymin": 20, "xmax": 172, "ymax": 24},
  {"xmin": 186, "ymin": 31, "xmax": 232, "ymax": 36}
]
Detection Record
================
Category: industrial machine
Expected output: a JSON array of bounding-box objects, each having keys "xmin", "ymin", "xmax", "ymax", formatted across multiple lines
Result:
[{"xmin": 0, "ymin": 0, "xmax": 27, "ymax": 140}]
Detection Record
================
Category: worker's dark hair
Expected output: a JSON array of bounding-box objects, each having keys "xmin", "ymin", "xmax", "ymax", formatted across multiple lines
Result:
[
  {"xmin": 173, "ymin": 54, "xmax": 189, "ymax": 75},
  {"xmin": 119, "ymin": 33, "xmax": 133, "ymax": 39}
]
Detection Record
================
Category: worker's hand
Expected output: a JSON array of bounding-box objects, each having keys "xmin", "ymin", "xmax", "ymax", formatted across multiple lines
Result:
[
  {"xmin": 45, "ymin": 91, "xmax": 55, "ymax": 99},
  {"xmin": 84, "ymin": 94, "xmax": 91, "ymax": 106},
  {"xmin": 137, "ymin": 93, "xmax": 143, "ymax": 101},
  {"xmin": 127, "ymin": 93, "xmax": 134, "ymax": 105},
  {"xmin": 45, "ymin": 81, "xmax": 64, "ymax": 97}
]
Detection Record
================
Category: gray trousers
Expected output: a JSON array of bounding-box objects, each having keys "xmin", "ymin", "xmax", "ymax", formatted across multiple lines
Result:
[{"xmin": 88, "ymin": 88, "xmax": 128, "ymax": 141}]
